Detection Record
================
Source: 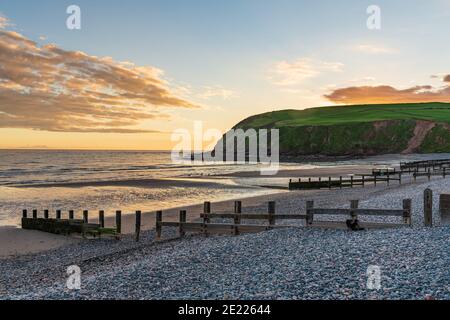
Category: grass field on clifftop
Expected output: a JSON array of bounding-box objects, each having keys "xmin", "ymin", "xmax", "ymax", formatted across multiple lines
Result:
[{"xmin": 236, "ymin": 102, "xmax": 450, "ymax": 129}]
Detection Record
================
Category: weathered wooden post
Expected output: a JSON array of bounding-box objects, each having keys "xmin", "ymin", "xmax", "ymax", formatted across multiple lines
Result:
[
  {"xmin": 135, "ymin": 210, "xmax": 141, "ymax": 242},
  {"xmin": 156, "ymin": 210, "xmax": 162, "ymax": 239},
  {"xmin": 179, "ymin": 210, "xmax": 187, "ymax": 237},
  {"xmin": 328, "ymin": 177, "xmax": 332, "ymax": 189},
  {"xmin": 69, "ymin": 210, "xmax": 74, "ymax": 220},
  {"xmin": 444, "ymin": 167, "xmax": 447, "ymax": 178},
  {"xmin": 428, "ymin": 168, "xmax": 431, "ymax": 181},
  {"xmin": 56, "ymin": 209, "xmax": 61, "ymax": 220},
  {"xmin": 439, "ymin": 194, "xmax": 450, "ymax": 225},
  {"xmin": 350, "ymin": 200, "xmax": 359, "ymax": 223},
  {"xmin": 234, "ymin": 201, "xmax": 242, "ymax": 236},
  {"xmin": 339, "ymin": 176, "xmax": 343, "ymax": 189},
  {"xmin": 83, "ymin": 210, "xmax": 88, "ymax": 223},
  {"xmin": 306, "ymin": 200, "xmax": 314, "ymax": 226},
  {"xmin": 99, "ymin": 210, "xmax": 105, "ymax": 228},
  {"xmin": 350, "ymin": 176, "xmax": 354, "ymax": 188},
  {"xmin": 203, "ymin": 201, "xmax": 211, "ymax": 235},
  {"xmin": 362, "ymin": 175, "xmax": 365, "ymax": 187},
  {"xmin": 116, "ymin": 210, "xmax": 122, "ymax": 234},
  {"xmin": 268, "ymin": 201, "xmax": 276, "ymax": 229},
  {"xmin": 403, "ymin": 199, "xmax": 412, "ymax": 225},
  {"xmin": 22, "ymin": 209, "xmax": 27, "ymax": 218},
  {"xmin": 387, "ymin": 172, "xmax": 390, "ymax": 185},
  {"xmin": 44, "ymin": 209, "xmax": 49, "ymax": 219},
  {"xmin": 424, "ymin": 188, "xmax": 433, "ymax": 227},
  {"xmin": 398, "ymin": 172, "xmax": 402, "ymax": 185},
  {"xmin": 203, "ymin": 202, "xmax": 211, "ymax": 224},
  {"xmin": 32, "ymin": 209, "xmax": 37, "ymax": 219},
  {"xmin": 374, "ymin": 175, "xmax": 377, "ymax": 186}
]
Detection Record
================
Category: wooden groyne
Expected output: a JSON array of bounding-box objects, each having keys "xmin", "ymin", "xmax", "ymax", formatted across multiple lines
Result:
[
  {"xmin": 22, "ymin": 186, "xmax": 445, "ymax": 242},
  {"xmin": 21, "ymin": 209, "xmax": 118, "ymax": 238},
  {"xmin": 155, "ymin": 199, "xmax": 412, "ymax": 238},
  {"xmin": 289, "ymin": 159, "xmax": 450, "ymax": 190},
  {"xmin": 400, "ymin": 158, "xmax": 450, "ymax": 171},
  {"xmin": 289, "ymin": 174, "xmax": 402, "ymax": 190}
]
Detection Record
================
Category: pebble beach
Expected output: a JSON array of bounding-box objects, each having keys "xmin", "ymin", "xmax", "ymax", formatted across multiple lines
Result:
[{"xmin": 1, "ymin": 174, "xmax": 450, "ymax": 300}]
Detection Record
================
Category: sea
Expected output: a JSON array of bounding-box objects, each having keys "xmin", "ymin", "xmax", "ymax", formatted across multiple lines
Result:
[{"xmin": 1, "ymin": 149, "xmax": 449, "ymax": 226}]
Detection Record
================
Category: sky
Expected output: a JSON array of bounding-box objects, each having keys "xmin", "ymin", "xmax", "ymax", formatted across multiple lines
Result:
[{"xmin": 1, "ymin": 0, "xmax": 450, "ymax": 150}]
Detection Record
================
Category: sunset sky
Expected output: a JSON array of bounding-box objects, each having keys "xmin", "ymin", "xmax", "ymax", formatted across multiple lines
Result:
[{"xmin": 1, "ymin": 0, "xmax": 450, "ymax": 150}]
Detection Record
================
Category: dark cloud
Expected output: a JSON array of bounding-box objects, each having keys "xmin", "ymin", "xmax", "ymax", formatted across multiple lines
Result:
[{"xmin": 0, "ymin": 28, "xmax": 198, "ymax": 133}]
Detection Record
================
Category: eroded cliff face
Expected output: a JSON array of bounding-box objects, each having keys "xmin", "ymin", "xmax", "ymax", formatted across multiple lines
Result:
[{"xmin": 224, "ymin": 119, "xmax": 450, "ymax": 158}]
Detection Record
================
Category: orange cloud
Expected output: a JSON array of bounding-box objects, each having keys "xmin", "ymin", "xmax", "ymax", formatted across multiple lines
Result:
[
  {"xmin": 0, "ymin": 26, "xmax": 198, "ymax": 133},
  {"xmin": 324, "ymin": 77, "xmax": 450, "ymax": 104}
]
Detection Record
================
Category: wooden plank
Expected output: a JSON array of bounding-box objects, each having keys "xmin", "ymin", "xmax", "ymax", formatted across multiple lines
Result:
[
  {"xmin": 200, "ymin": 213, "xmax": 308, "ymax": 220},
  {"xmin": 311, "ymin": 221, "xmax": 409, "ymax": 230},
  {"xmin": 353, "ymin": 209, "xmax": 405, "ymax": 216},
  {"xmin": 310, "ymin": 208, "xmax": 349, "ymax": 215}
]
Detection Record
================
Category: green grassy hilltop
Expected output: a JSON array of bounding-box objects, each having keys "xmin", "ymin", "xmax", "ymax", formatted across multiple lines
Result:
[{"xmin": 232, "ymin": 102, "xmax": 450, "ymax": 157}]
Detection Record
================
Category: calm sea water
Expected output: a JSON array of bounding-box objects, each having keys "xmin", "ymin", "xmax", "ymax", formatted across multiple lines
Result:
[{"xmin": 1, "ymin": 150, "xmax": 449, "ymax": 226}]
